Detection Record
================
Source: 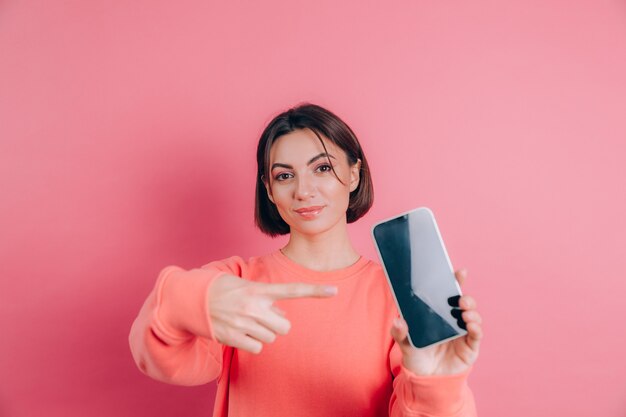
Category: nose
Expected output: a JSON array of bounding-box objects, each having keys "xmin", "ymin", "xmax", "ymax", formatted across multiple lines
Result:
[{"xmin": 294, "ymin": 173, "xmax": 316, "ymax": 200}]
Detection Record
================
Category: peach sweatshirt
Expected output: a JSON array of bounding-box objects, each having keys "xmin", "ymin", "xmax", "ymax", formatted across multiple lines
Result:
[{"xmin": 129, "ymin": 251, "xmax": 477, "ymax": 416}]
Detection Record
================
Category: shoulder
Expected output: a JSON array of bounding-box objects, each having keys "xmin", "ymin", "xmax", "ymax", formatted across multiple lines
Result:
[
  {"xmin": 363, "ymin": 258, "xmax": 384, "ymax": 273},
  {"xmin": 360, "ymin": 258, "xmax": 399, "ymax": 310},
  {"xmin": 198, "ymin": 252, "xmax": 279, "ymax": 281},
  {"xmin": 357, "ymin": 258, "xmax": 386, "ymax": 280}
]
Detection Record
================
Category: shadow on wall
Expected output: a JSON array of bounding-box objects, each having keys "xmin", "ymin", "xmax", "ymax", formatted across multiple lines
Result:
[
  {"xmin": 46, "ymin": 129, "xmax": 252, "ymax": 416},
  {"xmin": 141, "ymin": 129, "xmax": 260, "ymax": 266},
  {"xmin": 116, "ymin": 129, "xmax": 253, "ymax": 415}
]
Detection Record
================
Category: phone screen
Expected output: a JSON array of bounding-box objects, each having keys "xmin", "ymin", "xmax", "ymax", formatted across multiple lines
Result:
[{"xmin": 372, "ymin": 207, "xmax": 466, "ymax": 348}]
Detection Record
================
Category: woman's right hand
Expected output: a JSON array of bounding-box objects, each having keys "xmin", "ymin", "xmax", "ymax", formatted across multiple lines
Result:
[{"xmin": 208, "ymin": 274, "xmax": 337, "ymax": 354}]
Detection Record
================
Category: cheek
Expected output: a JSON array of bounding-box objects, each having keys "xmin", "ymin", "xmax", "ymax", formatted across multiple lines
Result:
[
  {"xmin": 326, "ymin": 180, "xmax": 352, "ymax": 205},
  {"xmin": 269, "ymin": 185, "xmax": 292, "ymax": 208}
]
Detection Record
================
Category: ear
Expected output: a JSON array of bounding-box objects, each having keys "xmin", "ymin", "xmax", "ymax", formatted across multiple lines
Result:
[
  {"xmin": 349, "ymin": 159, "xmax": 361, "ymax": 192},
  {"xmin": 262, "ymin": 176, "xmax": 275, "ymax": 203}
]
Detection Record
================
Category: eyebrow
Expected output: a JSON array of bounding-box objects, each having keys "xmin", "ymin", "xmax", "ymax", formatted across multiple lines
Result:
[{"xmin": 271, "ymin": 153, "xmax": 336, "ymax": 171}]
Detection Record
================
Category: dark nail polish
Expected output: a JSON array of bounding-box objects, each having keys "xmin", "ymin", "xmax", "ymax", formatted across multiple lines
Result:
[
  {"xmin": 457, "ymin": 318, "xmax": 467, "ymax": 330},
  {"xmin": 448, "ymin": 295, "xmax": 460, "ymax": 307}
]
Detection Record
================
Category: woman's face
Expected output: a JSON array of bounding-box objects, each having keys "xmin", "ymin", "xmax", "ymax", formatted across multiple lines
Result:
[{"xmin": 265, "ymin": 128, "xmax": 360, "ymax": 237}]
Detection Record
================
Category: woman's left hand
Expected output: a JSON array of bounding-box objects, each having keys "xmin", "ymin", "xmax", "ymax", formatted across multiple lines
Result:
[{"xmin": 390, "ymin": 269, "xmax": 483, "ymax": 376}]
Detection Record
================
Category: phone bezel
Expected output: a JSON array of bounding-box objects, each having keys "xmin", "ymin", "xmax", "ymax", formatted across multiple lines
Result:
[{"xmin": 371, "ymin": 206, "xmax": 467, "ymax": 349}]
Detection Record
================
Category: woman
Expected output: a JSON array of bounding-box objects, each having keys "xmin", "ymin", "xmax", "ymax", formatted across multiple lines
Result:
[{"xmin": 129, "ymin": 103, "xmax": 482, "ymax": 416}]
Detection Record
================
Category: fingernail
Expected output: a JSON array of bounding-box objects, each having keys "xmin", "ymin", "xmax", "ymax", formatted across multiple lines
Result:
[
  {"xmin": 393, "ymin": 318, "xmax": 402, "ymax": 328},
  {"xmin": 448, "ymin": 295, "xmax": 460, "ymax": 307},
  {"xmin": 324, "ymin": 286, "xmax": 338, "ymax": 295},
  {"xmin": 450, "ymin": 308, "xmax": 463, "ymax": 319}
]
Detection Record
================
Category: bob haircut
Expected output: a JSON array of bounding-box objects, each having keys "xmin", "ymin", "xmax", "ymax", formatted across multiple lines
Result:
[{"xmin": 255, "ymin": 103, "xmax": 374, "ymax": 237}]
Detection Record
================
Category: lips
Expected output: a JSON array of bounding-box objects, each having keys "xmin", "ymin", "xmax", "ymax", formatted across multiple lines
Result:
[{"xmin": 294, "ymin": 206, "xmax": 325, "ymax": 217}]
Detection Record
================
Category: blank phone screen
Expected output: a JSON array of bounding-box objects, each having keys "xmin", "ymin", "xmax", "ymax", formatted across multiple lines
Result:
[{"xmin": 372, "ymin": 208, "xmax": 466, "ymax": 348}]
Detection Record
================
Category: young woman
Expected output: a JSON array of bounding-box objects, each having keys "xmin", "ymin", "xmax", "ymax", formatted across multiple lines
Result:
[{"xmin": 129, "ymin": 103, "xmax": 482, "ymax": 416}]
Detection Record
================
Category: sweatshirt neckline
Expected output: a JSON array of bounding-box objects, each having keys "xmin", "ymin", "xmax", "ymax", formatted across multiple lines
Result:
[{"xmin": 271, "ymin": 250, "xmax": 371, "ymax": 282}]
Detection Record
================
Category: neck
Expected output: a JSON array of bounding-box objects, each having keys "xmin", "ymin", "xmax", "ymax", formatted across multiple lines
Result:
[{"xmin": 281, "ymin": 221, "xmax": 360, "ymax": 272}]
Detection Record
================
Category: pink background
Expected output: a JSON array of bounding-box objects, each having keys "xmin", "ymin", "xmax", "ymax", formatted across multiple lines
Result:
[{"xmin": 1, "ymin": 1, "xmax": 625, "ymax": 416}]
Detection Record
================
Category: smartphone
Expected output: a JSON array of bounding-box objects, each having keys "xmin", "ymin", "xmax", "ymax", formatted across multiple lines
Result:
[{"xmin": 372, "ymin": 207, "xmax": 467, "ymax": 349}]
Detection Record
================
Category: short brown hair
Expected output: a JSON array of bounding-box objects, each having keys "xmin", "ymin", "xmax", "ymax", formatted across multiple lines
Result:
[{"xmin": 255, "ymin": 103, "xmax": 374, "ymax": 237}]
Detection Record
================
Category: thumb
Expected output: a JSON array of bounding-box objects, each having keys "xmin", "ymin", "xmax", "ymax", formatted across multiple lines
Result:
[{"xmin": 390, "ymin": 317, "xmax": 413, "ymax": 355}]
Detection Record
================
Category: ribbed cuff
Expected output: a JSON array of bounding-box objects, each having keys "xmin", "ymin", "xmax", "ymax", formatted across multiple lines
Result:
[{"xmin": 397, "ymin": 365, "xmax": 472, "ymax": 415}]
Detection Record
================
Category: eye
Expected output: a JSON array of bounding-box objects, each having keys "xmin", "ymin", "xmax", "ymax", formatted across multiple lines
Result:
[
  {"xmin": 316, "ymin": 164, "xmax": 332, "ymax": 173},
  {"xmin": 274, "ymin": 172, "xmax": 293, "ymax": 181}
]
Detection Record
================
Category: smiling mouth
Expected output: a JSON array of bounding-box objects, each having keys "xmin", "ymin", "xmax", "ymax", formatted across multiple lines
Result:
[{"xmin": 294, "ymin": 206, "xmax": 325, "ymax": 217}]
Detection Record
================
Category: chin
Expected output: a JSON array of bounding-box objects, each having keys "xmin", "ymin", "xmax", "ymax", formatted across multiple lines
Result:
[
  {"xmin": 288, "ymin": 218, "xmax": 345, "ymax": 237},
  {"xmin": 289, "ymin": 224, "xmax": 326, "ymax": 236}
]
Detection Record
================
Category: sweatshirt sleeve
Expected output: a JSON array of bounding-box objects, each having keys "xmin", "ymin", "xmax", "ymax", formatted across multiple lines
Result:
[
  {"xmin": 388, "ymin": 343, "xmax": 477, "ymax": 417},
  {"xmin": 128, "ymin": 256, "xmax": 247, "ymax": 386}
]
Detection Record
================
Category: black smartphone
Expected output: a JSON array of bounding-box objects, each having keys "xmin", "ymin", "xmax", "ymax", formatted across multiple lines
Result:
[{"xmin": 372, "ymin": 207, "xmax": 467, "ymax": 349}]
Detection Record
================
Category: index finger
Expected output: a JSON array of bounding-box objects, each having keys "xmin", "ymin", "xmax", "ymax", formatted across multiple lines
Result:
[{"xmin": 257, "ymin": 282, "xmax": 338, "ymax": 300}]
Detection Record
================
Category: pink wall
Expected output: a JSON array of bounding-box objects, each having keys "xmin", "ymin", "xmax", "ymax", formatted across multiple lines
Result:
[{"xmin": 1, "ymin": 1, "xmax": 625, "ymax": 416}]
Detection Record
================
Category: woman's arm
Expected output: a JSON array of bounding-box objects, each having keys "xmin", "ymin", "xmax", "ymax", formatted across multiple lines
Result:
[
  {"xmin": 388, "ymin": 269, "xmax": 481, "ymax": 416},
  {"xmin": 388, "ymin": 343, "xmax": 477, "ymax": 417},
  {"xmin": 128, "ymin": 258, "xmax": 245, "ymax": 386},
  {"xmin": 128, "ymin": 256, "xmax": 332, "ymax": 385}
]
